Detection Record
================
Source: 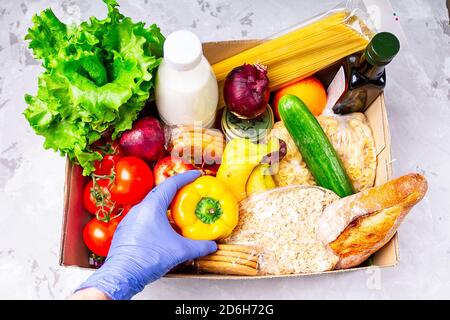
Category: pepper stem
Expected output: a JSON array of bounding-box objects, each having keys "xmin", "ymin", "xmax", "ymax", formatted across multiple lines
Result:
[{"xmin": 195, "ymin": 197, "xmax": 223, "ymax": 224}]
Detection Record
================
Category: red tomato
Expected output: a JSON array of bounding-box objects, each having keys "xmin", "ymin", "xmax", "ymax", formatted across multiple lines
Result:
[
  {"xmin": 153, "ymin": 156, "xmax": 195, "ymax": 185},
  {"xmin": 93, "ymin": 141, "xmax": 124, "ymax": 175},
  {"xmin": 110, "ymin": 156, "xmax": 154, "ymax": 206},
  {"xmin": 83, "ymin": 218, "xmax": 121, "ymax": 257},
  {"xmin": 94, "ymin": 154, "xmax": 122, "ymax": 175},
  {"xmin": 83, "ymin": 179, "xmax": 117, "ymax": 216}
]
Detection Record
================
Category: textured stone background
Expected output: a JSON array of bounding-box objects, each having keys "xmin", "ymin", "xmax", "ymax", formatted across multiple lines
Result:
[{"xmin": 0, "ymin": 0, "xmax": 449, "ymax": 299}]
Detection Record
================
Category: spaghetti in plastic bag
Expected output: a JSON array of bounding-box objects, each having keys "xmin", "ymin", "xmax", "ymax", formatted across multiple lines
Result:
[{"xmin": 212, "ymin": 0, "xmax": 375, "ymax": 93}]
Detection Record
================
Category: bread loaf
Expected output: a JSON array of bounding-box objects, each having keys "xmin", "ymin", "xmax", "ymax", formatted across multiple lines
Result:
[{"xmin": 317, "ymin": 173, "xmax": 428, "ymax": 269}]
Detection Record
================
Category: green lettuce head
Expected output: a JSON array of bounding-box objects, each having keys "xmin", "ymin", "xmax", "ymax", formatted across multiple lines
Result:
[{"xmin": 24, "ymin": 0, "xmax": 164, "ymax": 175}]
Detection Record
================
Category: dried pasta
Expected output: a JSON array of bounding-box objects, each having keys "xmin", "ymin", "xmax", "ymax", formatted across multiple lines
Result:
[
  {"xmin": 268, "ymin": 121, "xmax": 316, "ymax": 187},
  {"xmin": 318, "ymin": 113, "xmax": 376, "ymax": 191},
  {"xmin": 212, "ymin": 11, "xmax": 371, "ymax": 92},
  {"xmin": 268, "ymin": 113, "xmax": 376, "ymax": 192}
]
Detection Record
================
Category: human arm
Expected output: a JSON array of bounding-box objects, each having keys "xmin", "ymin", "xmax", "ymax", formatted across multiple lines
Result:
[{"xmin": 71, "ymin": 170, "xmax": 217, "ymax": 300}]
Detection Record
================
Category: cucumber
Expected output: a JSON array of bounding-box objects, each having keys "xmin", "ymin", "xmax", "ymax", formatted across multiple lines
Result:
[{"xmin": 278, "ymin": 94, "xmax": 355, "ymax": 197}]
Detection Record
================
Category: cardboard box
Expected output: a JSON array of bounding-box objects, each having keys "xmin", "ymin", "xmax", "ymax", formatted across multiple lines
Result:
[{"xmin": 60, "ymin": 40, "xmax": 396, "ymax": 278}]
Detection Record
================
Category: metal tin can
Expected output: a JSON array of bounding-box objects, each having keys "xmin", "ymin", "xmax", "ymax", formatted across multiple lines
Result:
[{"xmin": 221, "ymin": 105, "xmax": 274, "ymax": 142}]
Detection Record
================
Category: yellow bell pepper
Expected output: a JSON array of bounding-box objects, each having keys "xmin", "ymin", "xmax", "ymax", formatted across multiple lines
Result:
[{"xmin": 170, "ymin": 175, "xmax": 238, "ymax": 240}]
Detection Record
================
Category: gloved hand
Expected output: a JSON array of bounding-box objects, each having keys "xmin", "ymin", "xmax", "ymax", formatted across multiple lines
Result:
[{"xmin": 76, "ymin": 170, "xmax": 217, "ymax": 300}]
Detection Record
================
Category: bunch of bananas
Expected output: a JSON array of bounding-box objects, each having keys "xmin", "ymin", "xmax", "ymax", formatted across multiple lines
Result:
[{"xmin": 216, "ymin": 137, "xmax": 281, "ymax": 201}]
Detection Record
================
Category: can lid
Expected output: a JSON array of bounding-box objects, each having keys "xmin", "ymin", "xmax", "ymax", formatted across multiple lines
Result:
[
  {"xmin": 365, "ymin": 32, "xmax": 400, "ymax": 66},
  {"xmin": 221, "ymin": 106, "xmax": 274, "ymax": 142},
  {"xmin": 164, "ymin": 30, "xmax": 203, "ymax": 71}
]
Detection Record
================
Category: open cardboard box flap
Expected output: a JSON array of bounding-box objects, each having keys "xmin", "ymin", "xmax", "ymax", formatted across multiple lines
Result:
[{"xmin": 60, "ymin": 40, "xmax": 397, "ymax": 278}]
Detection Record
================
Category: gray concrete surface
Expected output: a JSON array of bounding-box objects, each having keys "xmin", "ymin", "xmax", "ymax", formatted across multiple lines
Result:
[{"xmin": 0, "ymin": 0, "xmax": 449, "ymax": 299}]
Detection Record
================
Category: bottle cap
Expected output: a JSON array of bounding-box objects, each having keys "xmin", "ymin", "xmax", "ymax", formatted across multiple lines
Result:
[
  {"xmin": 164, "ymin": 30, "xmax": 203, "ymax": 71},
  {"xmin": 365, "ymin": 32, "xmax": 400, "ymax": 66},
  {"xmin": 221, "ymin": 105, "xmax": 274, "ymax": 142}
]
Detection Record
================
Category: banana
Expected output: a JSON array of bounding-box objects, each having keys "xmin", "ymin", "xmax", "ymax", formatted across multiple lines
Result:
[
  {"xmin": 246, "ymin": 164, "xmax": 277, "ymax": 196},
  {"xmin": 216, "ymin": 138, "xmax": 279, "ymax": 202}
]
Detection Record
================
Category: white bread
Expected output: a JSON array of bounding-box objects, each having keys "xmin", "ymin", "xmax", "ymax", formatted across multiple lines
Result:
[{"xmin": 317, "ymin": 173, "xmax": 428, "ymax": 269}]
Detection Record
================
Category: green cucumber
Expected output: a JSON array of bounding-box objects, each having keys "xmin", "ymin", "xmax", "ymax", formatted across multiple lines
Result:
[{"xmin": 278, "ymin": 94, "xmax": 355, "ymax": 197}]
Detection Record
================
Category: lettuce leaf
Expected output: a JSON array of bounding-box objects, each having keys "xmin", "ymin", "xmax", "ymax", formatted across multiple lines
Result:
[{"xmin": 24, "ymin": 0, "xmax": 164, "ymax": 175}]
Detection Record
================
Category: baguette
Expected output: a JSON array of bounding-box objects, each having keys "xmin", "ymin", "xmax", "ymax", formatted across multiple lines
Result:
[{"xmin": 316, "ymin": 173, "xmax": 428, "ymax": 269}]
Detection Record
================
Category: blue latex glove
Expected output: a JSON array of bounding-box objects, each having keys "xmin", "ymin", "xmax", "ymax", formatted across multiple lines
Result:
[{"xmin": 76, "ymin": 170, "xmax": 217, "ymax": 300}]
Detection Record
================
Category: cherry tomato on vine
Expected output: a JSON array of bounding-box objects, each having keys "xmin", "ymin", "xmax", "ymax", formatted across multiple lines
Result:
[
  {"xmin": 109, "ymin": 156, "xmax": 154, "ymax": 206},
  {"xmin": 153, "ymin": 156, "xmax": 195, "ymax": 185},
  {"xmin": 83, "ymin": 217, "xmax": 122, "ymax": 257},
  {"xmin": 92, "ymin": 140, "xmax": 124, "ymax": 175},
  {"xmin": 119, "ymin": 205, "xmax": 132, "ymax": 217},
  {"xmin": 83, "ymin": 179, "xmax": 118, "ymax": 216},
  {"xmin": 95, "ymin": 204, "xmax": 131, "ymax": 221}
]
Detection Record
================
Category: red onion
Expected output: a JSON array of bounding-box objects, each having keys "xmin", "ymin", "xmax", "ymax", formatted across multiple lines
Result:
[
  {"xmin": 223, "ymin": 63, "xmax": 270, "ymax": 119},
  {"xmin": 119, "ymin": 117, "xmax": 166, "ymax": 163}
]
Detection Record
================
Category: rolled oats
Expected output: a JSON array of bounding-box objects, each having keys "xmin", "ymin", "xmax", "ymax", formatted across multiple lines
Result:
[{"xmin": 222, "ymin": 185, "xmax": 340, "ymax": 274}]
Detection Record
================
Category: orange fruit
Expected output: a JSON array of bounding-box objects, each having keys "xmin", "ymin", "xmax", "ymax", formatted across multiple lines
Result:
[{"xmin": 272, "ymin": 76, "xmax": 327, "ymax": 118}]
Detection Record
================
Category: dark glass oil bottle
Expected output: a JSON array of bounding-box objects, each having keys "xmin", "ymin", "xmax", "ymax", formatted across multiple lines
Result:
[{"xmin": 332, "ymin": 32, "xmax": 400, "ymax": 115}]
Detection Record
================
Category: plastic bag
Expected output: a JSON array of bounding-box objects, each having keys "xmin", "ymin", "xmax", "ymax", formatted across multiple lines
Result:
[
  {"xmin": 317, "ymin": 112, "xmax": 376, "ymax": 191},
  {"xmin": 212, "ymin": 0, "xmax": 375, "ymax": 93},
  {"xmin": 268, "ymin": 112, "xmax": 376, "ymax": 192},
  {"xmin": 267, "ymin": 121, "xmax": 316, "ymax": 187},
  {"xmin": 166, "ymin": 125, "xmax": 225, "ymax": 173},
  {"xmin": 221, "ymin": 185, "xmax": 340, "ymax": 275}
]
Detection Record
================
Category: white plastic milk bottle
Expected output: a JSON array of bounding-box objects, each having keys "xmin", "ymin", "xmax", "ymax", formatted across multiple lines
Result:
[{"xmin": 155, "ymin": 30, "xmax": 218, "ymax": 128}]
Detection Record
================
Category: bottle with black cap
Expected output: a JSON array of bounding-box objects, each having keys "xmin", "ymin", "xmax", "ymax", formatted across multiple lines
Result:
[{"xmin": 331, "ymin": 32, "xmax": 400, "ymax": 115}]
